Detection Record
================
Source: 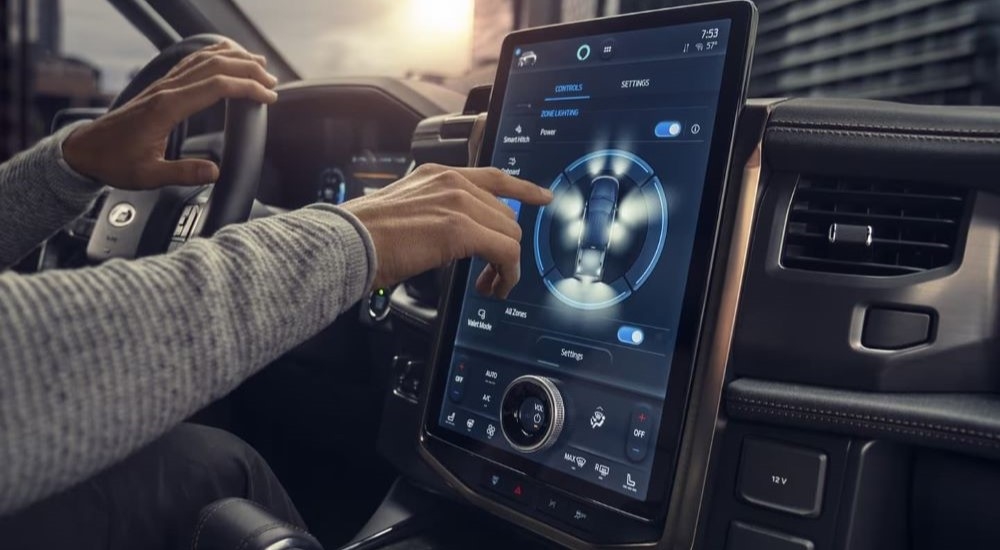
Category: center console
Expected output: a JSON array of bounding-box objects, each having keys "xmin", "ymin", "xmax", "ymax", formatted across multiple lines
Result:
[{"xmin": 417, "ymin": 2, "xmax": 758, "ymax": 546}]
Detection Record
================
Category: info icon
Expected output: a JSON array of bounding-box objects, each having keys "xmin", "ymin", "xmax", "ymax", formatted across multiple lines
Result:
[{"xmin": 600, "ymin": 38, "xmax": 616, "ymax": 60}]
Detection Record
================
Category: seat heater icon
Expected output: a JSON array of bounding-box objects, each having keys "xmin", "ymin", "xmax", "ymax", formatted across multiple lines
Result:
[{"xmin": 575, "ymin": 175, "xmax": 620, "ymax": 281}]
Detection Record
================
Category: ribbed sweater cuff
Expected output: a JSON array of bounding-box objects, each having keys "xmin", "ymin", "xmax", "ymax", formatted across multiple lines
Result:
[
  {"xmin": 47, "ymin": 120, "xmax": 106, "ymax": 203},
  {"xmin": 301, "ymin": 203, "xmax": 378, "ymax": 305}
]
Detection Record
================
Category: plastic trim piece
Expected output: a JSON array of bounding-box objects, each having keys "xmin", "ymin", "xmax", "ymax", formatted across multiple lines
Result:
[{"xmin": 726, "ymin": 378, "xmax": 1000, "ymax": 460}]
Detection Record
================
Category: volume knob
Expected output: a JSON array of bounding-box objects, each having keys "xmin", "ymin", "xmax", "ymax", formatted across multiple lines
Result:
[{"xmin": 500, "ymin": 375, "xmax": 565, "ymax": 453}]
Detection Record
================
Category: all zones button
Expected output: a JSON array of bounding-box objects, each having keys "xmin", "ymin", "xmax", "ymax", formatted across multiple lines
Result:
[{"xmin": 536, "ymin": 336, "xmax": 612, "ymax": 370}]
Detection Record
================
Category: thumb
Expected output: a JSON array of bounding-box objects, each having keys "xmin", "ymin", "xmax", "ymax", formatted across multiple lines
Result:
[{"xmin": 148, "ymin": 159, "xmax": 220, "ymax": 187}]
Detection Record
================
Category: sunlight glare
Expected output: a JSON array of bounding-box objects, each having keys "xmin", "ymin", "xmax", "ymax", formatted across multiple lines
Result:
[{"xmin": 410, "ymin": 0, "xmax": 473, "ymax": 35}]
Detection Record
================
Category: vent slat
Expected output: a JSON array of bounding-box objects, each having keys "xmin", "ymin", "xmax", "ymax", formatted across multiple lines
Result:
[
  {"xmin": 786, "ymin": 230, "xmax": 953, "ymax": 251},
  {"xmin": 789, "ymin": 210, "xmax": 957, "ymax": 228},
  {"xmin": 796, "ymin": 186, "xmax": 964, "ymax": 201},
  {"xmin": 783, "ymin": 256, "xmax": 926, "ymax": 276},
  {"xmin": 782, "ymin": 177, "xmax": 966, "ymax": 276}
]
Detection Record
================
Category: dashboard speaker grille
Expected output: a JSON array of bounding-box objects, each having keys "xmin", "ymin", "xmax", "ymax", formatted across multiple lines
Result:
[{"xmin": 782, "ymin": 177, "xmax": 968, "ymax": 276}]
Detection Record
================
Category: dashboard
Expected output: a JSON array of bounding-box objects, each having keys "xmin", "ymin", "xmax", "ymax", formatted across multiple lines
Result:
[
  {"xmin": 166, "ymin": 16, "xmax": 1000, "ymax": 550},
  {"xmin": 255, "ymin": 77, "xmax": 463, "ymax": 211},
  {"xmin": 37, "ymin": 4, "xmax": 1000, "ymax": 548},
  {"xmin": 367, "ymin": 16, "xmax": 1000, "ymax": 550}
]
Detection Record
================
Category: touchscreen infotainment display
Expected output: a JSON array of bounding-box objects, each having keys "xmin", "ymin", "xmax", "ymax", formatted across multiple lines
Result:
[{"xmin": 428, "ymin": 6, "xmax": 750, "ymax": 515}]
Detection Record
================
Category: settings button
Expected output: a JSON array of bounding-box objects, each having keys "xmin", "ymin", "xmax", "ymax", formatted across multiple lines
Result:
[{"xmin": 536, "ymin": 336, "xmax": 612, "ymax": 370}]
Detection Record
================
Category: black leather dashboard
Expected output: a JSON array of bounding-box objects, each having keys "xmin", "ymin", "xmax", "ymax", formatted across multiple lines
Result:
[
  {"xmin": 764, "ymin": 98, "xmax": 1000, "ymax": 188},
  {"xmin": 733, "ymin": 97, "xmax": 1000, "ymax": 392},
  {"xmin": 726, "ymin": 377, "xmax": 1000, "ymax": 461}
]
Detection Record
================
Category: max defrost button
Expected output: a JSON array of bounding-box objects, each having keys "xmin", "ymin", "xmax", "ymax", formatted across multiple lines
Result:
[
  {"xmin": 737, "ymin": 438, "xmax": 827, "ymax": 517},
  {"xmin": 535, "ymin": 336, "xmax": 612, "ymax": 370}
]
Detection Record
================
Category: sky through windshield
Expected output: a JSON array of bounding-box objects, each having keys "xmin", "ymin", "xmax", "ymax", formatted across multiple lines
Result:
[{"xmin": 236, "ymin": 0, "xmax": 475, "ymax": 79}]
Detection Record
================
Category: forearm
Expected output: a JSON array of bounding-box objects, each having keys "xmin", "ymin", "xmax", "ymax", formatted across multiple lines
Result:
[
  {"xmin": 0, "ymin": 203, "xmax": 375, "ymax": 515},
  {"xmin": 0, "ymin": 121, "xmax": 104, "ymax": 269}
]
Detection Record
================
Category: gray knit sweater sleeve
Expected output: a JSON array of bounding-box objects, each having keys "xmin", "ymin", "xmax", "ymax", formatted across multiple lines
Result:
[
  {"xmin": 0, "ymin": 121, "xmax": 106, "ymax": 268},
  {"xmin": 0, "ymin": 128, "xmax": 378, "ymax": 515}
]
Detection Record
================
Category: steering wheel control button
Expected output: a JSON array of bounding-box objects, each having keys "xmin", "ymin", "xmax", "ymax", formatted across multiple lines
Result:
[
  {"xmin": 447, "ymin": 361, "xmax": 467, "ymax": 403},
  {"xmin": 108, "ymin": 202, "xmax": 137, "ymax": 228},
  {"xmin": 535, "ymin": 336, "xmax": 612, "ymax": 370},
  {"xmin": 501, "ymin": 375, "xmax": 565, "ymax": 453},
  {"xmin": 626, "ymin": 405, "xmax": 653, "ymax": 462},
  {"xmin": 173, "ymin": 205, "xmax": 194, "ymax": 236},
  {"xmin": 367, "ymin": 287, "xmax": 392, "ymax": 321},
  {"xmin": 172, "ymin": 203, "xmax": 204, "ymax": 243},
  {"xmin": 738, "ymin": 438, "xmax": 827, "ymax": 518},
  {"xmin": 726, "ymin": 522, "xmax": 815, "ymax": 550}
]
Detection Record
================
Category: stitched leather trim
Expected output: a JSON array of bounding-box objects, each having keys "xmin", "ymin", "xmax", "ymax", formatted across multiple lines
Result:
[
  {"xmin": 769, "ymin": 119, "xmax": 1000, "ymax": 137},
  {"xmin": 767, "ymin": 126, "xmax": 1000, "ymax": 144},
  {"xmin": 192, "ymin": 498, "xmax": 241, "ymax": 550},
  {"xmin": 191, "ymin": 499, "xmax": 311, "ymax": 550},
  {"xmin": 235, "ymin": 522, "xmax": 308, "ymax": 550},
  {"xmin": 729, "ymin": 403, "xmax": 1000, "ymax": 451},
  {"xmin": 728, "ymin": 395, "xmax": 1000, "ymax": 440}
]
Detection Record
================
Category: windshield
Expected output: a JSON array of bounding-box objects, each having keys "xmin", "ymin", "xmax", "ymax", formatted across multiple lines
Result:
[{"xmin": 236, "ymin": 0, "xmax": 478, "ymax": 80}]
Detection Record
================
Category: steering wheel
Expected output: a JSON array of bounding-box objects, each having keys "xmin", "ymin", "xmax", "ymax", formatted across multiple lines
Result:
[{"xmin": 86, "ymin": 34, "xmax": 268, "ymax": 261}]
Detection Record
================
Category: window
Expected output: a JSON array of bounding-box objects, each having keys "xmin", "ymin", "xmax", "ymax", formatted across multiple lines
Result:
[{"xmin": 2, "ymin": 0, "xmax": 156, "ymax": 160}]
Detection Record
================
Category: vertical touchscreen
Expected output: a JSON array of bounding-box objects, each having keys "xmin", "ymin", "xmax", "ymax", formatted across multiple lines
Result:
[{"xmin": 438, "ymin": 19, "xmax": 732, "ymax": 502}]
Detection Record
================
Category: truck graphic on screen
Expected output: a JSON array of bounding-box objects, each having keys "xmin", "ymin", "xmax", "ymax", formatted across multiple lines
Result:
[{"xmin": 574, "ymin": 175, "xmax": 620, "ymax": 282}]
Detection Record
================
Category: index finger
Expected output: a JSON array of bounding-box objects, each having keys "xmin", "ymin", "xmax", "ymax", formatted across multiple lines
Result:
[{"xmin": 451, "ymin": 167, "xmax": 553, "ymax": 205}]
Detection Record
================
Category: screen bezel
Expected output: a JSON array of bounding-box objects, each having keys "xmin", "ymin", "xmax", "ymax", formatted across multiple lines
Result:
[{"xmin": 422, "ymin": 0, "xmax": 757, "ymax": 522}]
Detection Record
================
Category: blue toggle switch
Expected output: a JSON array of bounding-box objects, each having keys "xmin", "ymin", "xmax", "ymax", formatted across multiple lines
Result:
[
  {"xmin": 617, "ymin": 325, "xmax": 645, "ymax": 345},
  {"xmin": 654, "ymin": 121, "xmax": 682, "ymax": 138}
]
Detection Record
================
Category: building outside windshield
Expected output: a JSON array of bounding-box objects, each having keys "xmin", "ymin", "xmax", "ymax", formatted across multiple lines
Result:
[{"xmin": 4, "ymin": 0, "xmax": 1000, "ymax": 159}]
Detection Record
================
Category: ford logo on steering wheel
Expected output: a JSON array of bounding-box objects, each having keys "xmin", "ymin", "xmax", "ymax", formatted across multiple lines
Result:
[{"xmin": 108, "ymin": 202, "xmax": 137, "ymax": 228}]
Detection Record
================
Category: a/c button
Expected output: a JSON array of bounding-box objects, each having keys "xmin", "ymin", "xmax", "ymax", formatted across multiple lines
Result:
[{"xmin": 535, "ymin": 336, "xmax": 612, "ymax": 370}]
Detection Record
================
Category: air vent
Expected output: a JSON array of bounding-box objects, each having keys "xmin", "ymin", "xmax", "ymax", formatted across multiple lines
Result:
[{"xmin": 782, "ymin": 177, "xmax": 968, "ymax": 276}]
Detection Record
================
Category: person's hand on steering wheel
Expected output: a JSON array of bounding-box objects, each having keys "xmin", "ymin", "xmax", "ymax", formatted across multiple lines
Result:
[
  {"xmin": 60, "ymin": 38, "xmax": 549, "ymax": 299},
  {"xmin": 62, "ymin": 40, "xmax": 279, "ymax": 190}
]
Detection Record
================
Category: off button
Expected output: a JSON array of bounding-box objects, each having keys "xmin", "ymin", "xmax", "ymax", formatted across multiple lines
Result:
[{"xmin": 626, "ymin": 405, "xmax": 653, "ymax": 462}]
